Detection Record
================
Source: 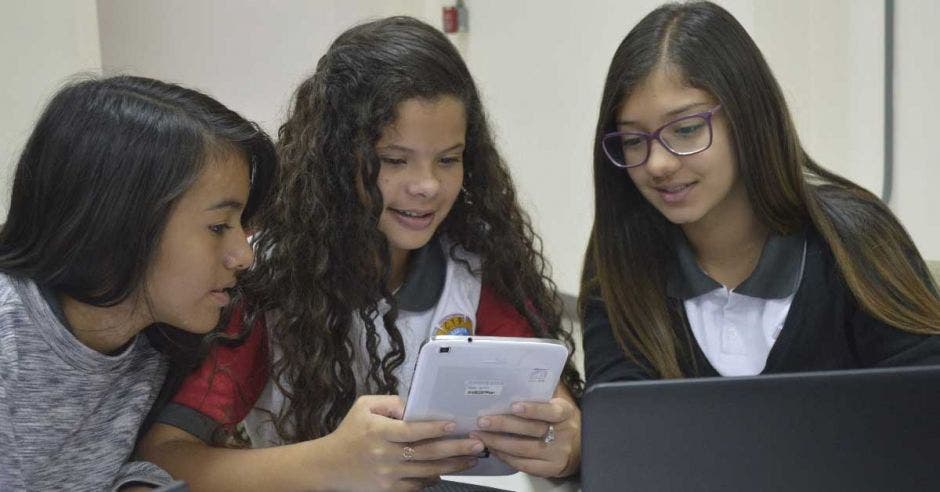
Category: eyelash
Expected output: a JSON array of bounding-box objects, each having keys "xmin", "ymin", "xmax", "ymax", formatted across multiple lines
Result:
[
  {"xmin": 209, "ymin": 223, "xmax": 232, "ymax": 235},
  {"xmin": 380, "ymin": 157, "xmax": 407, "ymax": 166},
  {"xmin": 379, "ymin": 156, "xmax": 463, "ymax": 166}
]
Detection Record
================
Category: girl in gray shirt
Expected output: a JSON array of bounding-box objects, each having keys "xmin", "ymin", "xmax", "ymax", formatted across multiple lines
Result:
[{"xmin": 0, "ymin": 76, "xmax": 276, "ymax": 491}]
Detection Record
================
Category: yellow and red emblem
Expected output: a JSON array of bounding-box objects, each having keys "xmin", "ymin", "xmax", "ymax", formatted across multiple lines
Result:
[{"xmin": 434, "ymin": 313, "xmax": 473, "ymax": 336}]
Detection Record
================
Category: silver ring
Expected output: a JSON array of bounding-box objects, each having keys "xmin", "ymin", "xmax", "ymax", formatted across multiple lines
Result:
[
  {"xmin": 402, "ymin": 445, "xmax": 416, "ymax": 461},
  {"xmin": 542, "ymin": 424, "xmax": 556, "ymax": 445}
]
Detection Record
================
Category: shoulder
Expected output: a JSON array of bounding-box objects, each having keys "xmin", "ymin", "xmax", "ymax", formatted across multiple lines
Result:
[
  {"xmin": 475, "ymin": 283, "xmax": 534, "ymax": 337},
  {"xmin": 0, "ymin": 273, "xmax": 27, "ymax": 315},
  {"xmin": 169, "ymin": 302, "xmax": 270, "ymax": 425},
  {"xmin": 0, "ymin": 275, "xmax": 24, "ymax": 386},
  {"xmin": 0, "ymin": 274, "xmax": 35, "ymax": 344}
]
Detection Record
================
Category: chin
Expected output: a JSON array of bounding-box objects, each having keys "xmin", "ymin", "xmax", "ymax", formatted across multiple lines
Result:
[
  {"xmin": 660, "ymin": 210, "xmax": 706, "ymax": 226},
  {"xmin": 176, "ymin": 312, "xmax": 222, "ymax": 335},
  {"xmin": 391, "ymin": 235, "xmax": 434, "ymax": 251}
]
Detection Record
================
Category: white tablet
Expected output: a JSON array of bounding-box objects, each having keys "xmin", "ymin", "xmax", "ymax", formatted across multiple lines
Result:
[{"xmin": 403, "ymin": 335, "xmax": 569, "ymax": 475}]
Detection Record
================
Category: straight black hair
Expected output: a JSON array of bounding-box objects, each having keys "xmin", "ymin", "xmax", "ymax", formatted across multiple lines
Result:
[{"xmin": 0, "ymin": 75, "xmax": 276, "ymax": 307}]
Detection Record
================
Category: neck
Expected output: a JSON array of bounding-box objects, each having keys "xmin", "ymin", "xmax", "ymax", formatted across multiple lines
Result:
[
  {"xmin": 681, "ymin": 185, "xmax": 768, "ymax": 289},
  {"xmin": 60, "ymin": 294, "xmax": 151, "ymax": 354}
]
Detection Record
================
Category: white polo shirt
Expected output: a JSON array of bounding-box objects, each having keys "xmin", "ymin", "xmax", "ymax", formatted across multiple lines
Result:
[
  {"xmin": 245, "ymin": 236, "xmax": 482, "ymax": 446},
  {"xmin": 667, "ymin": 231, "xmax": 806, "ymax": 376}
]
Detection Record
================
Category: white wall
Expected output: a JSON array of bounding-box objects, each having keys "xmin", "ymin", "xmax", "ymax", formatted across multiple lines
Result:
[
  {"xmin": 458, "ymin": 0, "xmax": 887, "ymax": 294},
  {"xmin": 4, "ymin": 0, "xmax": 937, "ymax": 292},
  {"xmin": 895, "ymin": 0, "xmax": 940, "ymax": 262},
  {"xmin": 0, "ymin": 0, "xmax": 101, "ymax": 218},
  {"xmin": 97, "ymin": 0, "xmax": 426, "ymax": 138}
]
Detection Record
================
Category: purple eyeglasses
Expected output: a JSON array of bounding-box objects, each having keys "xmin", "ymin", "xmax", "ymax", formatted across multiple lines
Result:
[{"xmin": 602, "ymin": 105, "xmax": 722, "ymax": 168}]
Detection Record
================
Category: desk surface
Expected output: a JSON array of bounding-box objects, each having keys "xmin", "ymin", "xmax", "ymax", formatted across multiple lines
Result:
[{"xmin": 445, "ymin": 472, "xmax": 579, "ymax": 492}]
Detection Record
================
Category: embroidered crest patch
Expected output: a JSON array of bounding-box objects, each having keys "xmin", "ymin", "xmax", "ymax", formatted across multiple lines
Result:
[{"xmin": 434, "ymin": 313, "xmax": 473, "ymax": 336}]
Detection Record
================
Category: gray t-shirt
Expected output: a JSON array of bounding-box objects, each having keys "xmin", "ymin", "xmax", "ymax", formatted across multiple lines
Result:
[{"xmin": 0, "ymin": 273, "xmax": 173, "ymax": 491}]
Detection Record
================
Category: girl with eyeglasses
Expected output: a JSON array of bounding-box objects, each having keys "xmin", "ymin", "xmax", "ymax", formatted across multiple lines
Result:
[
  {"xmin": 581, "ymin": 1, "xmax": 940, "ymax": 386},
  {"xmin": 138, "ymin": 16, "xmax": 583, "ymax": 491}
]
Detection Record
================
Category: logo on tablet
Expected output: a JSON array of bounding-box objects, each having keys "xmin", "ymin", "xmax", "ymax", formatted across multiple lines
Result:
[{"xmin": 434, "ymin": 313, "xmax": 473, "ymax": 336}]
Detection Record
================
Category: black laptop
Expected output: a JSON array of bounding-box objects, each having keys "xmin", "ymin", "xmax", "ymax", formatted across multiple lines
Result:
[{"xmin": 581, "ymin": 365, "xmax": 940, "ymax": 492}]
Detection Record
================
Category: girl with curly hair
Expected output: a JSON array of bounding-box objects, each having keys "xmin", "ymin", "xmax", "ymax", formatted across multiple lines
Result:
[
  {"xmin": 581, "ymin": 1, "xmax": 940, "ymax": 385},
  {"xmin": 139, "ymin": 16, "xmax": 583, "ymax": 491}
]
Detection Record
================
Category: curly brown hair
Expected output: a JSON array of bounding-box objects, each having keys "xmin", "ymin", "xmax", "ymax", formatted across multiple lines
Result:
[{"xmin": 240, "ymin": 16, "xmax": 582, "ymax": 443}]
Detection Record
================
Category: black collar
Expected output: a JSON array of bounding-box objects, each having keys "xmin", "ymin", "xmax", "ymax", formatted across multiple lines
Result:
[
  {"xmin": 667, "ymin": 229, "xmax": 805, "ymax": 300},
  {"xmin": 395, "ymin": 238, "xmax": 447, "ymax": 311}
]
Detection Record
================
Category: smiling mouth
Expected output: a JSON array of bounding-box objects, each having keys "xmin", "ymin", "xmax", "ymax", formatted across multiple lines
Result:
[
  {"xmin": 653, "ymin": 182, "xmax": 695, "ymax": 203},
  {"xmin": 390, "ymin": 207, "xmax": 435, "ymax": 230},
  {"xmin": 655, "ymin": 183, "xmax": 693, "ymax": 193},
  {"xmin": 391, "ymin": 208, "xmax": 433, "ymax": 218}
]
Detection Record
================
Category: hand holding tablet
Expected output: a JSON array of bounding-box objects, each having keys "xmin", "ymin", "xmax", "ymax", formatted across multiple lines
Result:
[{"xmin": 403, "ymin": 336, "xmax": 569, "ymax": 475}]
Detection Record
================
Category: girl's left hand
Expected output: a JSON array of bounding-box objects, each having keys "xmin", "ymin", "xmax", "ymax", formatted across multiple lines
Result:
[{"xmin": 469, "ymin": 384, "xmax": 581, "ymax": 478}]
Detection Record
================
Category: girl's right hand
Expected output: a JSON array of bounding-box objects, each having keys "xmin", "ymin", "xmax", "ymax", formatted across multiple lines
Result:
[{"xmin": 321, "ymin": 395, "xmax": 483, "ymax": 492}]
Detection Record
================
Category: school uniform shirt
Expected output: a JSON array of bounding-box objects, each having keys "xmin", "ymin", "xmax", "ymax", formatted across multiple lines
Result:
[
  {"xmin": 0, "ymin": 273, "xmax": 174, "ymax": 491},
  {"xmin": 157, "ymin": 237, "xmax": 534, "ymax": 446},
  {"xmin": 676, "ymin": 229, "xmax": 805, "ymax": 376},
  {"xmin": 583, "ymin": 227, "xmax": 940, "ymax": 385}
]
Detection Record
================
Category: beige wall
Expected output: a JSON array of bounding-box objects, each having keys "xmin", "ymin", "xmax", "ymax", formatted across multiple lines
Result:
[
  {"xmin": 0, "ymin": 0, "xmax": 101, "ymax": 218},
  {"xmin": 454, "ymin": 0, "xmax": 888, "ymax": 293},
  {"xmin": 3, "ymin": 1, "xmax": 937, "ymax": 291},
  {"xmin": 96, "ymin": 0, "xmax": 426, "ymax": 137},
  {"xmin": 895, "ymin": 0, "xmax": 940, "ymax": 262}
]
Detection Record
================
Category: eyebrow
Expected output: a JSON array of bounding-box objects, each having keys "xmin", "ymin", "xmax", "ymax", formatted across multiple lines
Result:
[
  {"xmin": 617, "ymin": 102, "xmax": 713, "ymax": 126},
  {"xmin": 377, "ymin": 143, "xmax": 466, "ymax": 154},
  {"xmin": 205, "ymin": 199, "xmax": 244, "ymax": 212}
]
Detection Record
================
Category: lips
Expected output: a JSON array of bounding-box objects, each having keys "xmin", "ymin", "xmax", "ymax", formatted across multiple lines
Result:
[
  {"xmin": 654, "ymin": 182, "xmax": 695, "ymax": 204},
  {"xmin": 390, "ymin": 207, "xmax": 435, "ymax": 230},
  {"xmin": 208, "ymin": 285, "xmax": 235, "ymax": 306}
]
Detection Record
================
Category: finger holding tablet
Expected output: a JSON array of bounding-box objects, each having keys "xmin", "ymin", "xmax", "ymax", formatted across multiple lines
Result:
[
  {"xmin": 469, "ymin": 386, "xmax": 582, "ymax": 478},
  {"xmin": 324, "ymin": 395, "xmax": 480, "ymax": 490}
]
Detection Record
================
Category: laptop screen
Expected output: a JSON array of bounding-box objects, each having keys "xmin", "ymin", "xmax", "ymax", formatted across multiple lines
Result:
[{"xmin": 581, "ymin": 365, "xmax": 940, "ymax": 492}]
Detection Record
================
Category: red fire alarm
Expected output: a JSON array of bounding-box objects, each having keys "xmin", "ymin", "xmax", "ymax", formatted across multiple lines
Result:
[{"xmin": 442, "ymin": 6, "xmax": 458, "ymax": 33}]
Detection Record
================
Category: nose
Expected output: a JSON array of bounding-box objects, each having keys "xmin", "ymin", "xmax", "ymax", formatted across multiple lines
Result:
[
  {"xmin": 644, "ymin": 139, "xmax": 682, "ymax": 179},
  {"xmin": 406, "ymin": 161, "xmax": 441, "ymax": 198},
  {"xmin": 224, "ymin": 227, "xmax": 255, "ymax": 271}
]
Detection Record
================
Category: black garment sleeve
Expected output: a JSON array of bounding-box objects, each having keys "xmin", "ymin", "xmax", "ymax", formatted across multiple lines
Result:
[
  {"xmin": 154, "ymin": 402, "xmax": 221, "ymax": 444},
  {"xmin": 581, "ymin": 297, "xmax": 657, "ymax": 386},
  {"xmin": 848, "ymin": 302, "xmax": 940, "ymax": 367}
]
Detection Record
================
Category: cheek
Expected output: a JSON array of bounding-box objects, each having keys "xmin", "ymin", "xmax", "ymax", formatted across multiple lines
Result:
[
  {"xmin": 149, "ymin": 261, "xmax": 204, "ymax": 304},
  {"xmin": 443, "ymin": 169, "xmax": 465, "ymax": 205},
  {"xmin": 625, "ymin": 168, "xmax": 647, "ymax": 191},
  {"xmin": 376, "ymin": 176, "xmax": 396, "ymax": 207},
  {"xmin": 711, "ymin": 148, "xmax": 739, "ymax": 190}
]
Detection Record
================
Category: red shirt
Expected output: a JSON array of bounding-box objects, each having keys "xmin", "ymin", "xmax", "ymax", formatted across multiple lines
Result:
[{"xmin": 170, "ymin": 284, "xmax": 535, "ymax": 428}]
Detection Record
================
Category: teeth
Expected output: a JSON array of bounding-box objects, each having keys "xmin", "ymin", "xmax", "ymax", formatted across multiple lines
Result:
[{"xmin": 397, "ymin": 209, "xmax": 427, "ymax": 217}]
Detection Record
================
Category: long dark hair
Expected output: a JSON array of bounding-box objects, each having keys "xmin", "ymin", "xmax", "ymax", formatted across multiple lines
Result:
[
  {"xmin": 242, "ymin": 16, "xmax": 581, "ymax": 442},
  {"xmin": 580, "ymin": 1, "xmax": 940, "ymax": 378},
  {"xmin": 0, "ymin": 75, "xmax": 277, "ymax": 368}
]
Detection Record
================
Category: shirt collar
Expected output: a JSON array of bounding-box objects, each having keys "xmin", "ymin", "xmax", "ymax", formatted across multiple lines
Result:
[
  {"xmin": 38, "ymin": 284, "xmax": 73, "ymax": 332},
  {"xmin": 395, "ymin": 238, "xmax": 447, "ymax": 311},
  {"xmin": 667, "ymin": 228, "xmax": 806, "ymax": 300}
]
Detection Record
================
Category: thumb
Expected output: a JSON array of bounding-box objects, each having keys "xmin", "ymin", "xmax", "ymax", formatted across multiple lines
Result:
[{"xmin": 360, "ymin": 394, "xmax": 405, "ymax": 419}]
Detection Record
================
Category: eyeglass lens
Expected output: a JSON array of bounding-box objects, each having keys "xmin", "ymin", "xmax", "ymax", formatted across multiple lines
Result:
[{"xmin": 607, "ymin": 114, "xmax": 712, "ymax": 167}]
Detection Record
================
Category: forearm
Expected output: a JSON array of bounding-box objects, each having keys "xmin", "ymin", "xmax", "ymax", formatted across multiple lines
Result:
[{"xmin": 137, "ymin": 424, "xmax": 340, "ymax": 492}]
